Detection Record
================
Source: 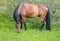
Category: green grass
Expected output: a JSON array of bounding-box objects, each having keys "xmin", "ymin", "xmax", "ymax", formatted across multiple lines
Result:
[{"xmin": 0, "ymin": 12, "xmax": 60, "ymax": 41}]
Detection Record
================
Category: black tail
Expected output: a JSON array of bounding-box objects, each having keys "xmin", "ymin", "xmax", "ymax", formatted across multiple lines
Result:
[
  {"xmin": 46, "ymin": 6, "xmax": 51, "ymax": 30},
  {"xmin": 13, "ymin": 4, "xmax": 21, "ymax": 24}
]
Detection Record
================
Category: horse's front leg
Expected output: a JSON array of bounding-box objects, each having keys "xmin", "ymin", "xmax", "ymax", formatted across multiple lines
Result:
[
  {"xmin": 22, "ymin": 16, "xmax": 26, "ymax": 31},
  {"xmin": 20, "ymin": 18, "xmax": 22, "ymax": 29},
  {"xmin": 24, "ymin": 21, "xmax": 26, "ymax": 30}
]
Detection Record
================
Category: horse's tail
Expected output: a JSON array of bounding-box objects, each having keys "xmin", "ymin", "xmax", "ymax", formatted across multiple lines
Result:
[
  {"xmin": 46, "ymin": 6, "xmax": 51, "ymax": 30},
  {"xmin": 13, "ymin": 4, "xmax": 21, "ymax": 25}
]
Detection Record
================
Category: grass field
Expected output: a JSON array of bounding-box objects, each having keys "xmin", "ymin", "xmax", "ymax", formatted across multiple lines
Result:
[{"xmin": 0, "ymin": 12, "xmax": 60, "ymax": 41}]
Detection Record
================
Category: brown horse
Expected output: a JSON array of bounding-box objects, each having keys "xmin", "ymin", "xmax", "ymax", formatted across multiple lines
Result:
[{"xmin": 13, "ymin": 3, "xmax": 51, "ymax": 33}]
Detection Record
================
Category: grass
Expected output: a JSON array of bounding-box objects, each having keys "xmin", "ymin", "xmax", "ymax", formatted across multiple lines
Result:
[
  {"xmin": 0, "ymin": 29, "xmax": 60, "ymax": 41},
  {"xmin": 0, "ymin": 12, "xmax": 60, "ymax": 41}
]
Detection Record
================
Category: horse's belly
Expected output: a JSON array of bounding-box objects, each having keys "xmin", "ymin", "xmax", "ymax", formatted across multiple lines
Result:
[
  {"xmin": 26, "ymin": 13, "xmax": 39, "ymax": 18},
  {"xmin": 26, "ymin": 8, "xmax": 39, "ymax": 18}
]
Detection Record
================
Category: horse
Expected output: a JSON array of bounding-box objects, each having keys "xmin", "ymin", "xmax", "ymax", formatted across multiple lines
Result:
[{"xmin": 13, "ymin": 3, "xmax": 51, "ymax": 33}]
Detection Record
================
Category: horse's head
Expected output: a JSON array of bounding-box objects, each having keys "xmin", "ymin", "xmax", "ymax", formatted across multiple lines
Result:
[{"xmin": 16, "ymin": 24, "xmax": 21, "ymax": 33}]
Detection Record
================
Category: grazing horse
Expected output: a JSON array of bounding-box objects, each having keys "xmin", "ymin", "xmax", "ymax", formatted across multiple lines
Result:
[{"xmin": 13, "ymin": 3, "xmax": 51, "ymax": 33}]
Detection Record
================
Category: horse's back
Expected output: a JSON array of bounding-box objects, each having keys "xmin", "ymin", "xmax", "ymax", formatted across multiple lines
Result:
[
  {"xmin": 18, "ymin": 3, "xmax": 48, "ymax": 18},
  {"xmin": 19, "ymin": 4, "xmax": 39, "ymax": 18},
  {"xmin": 19, "ymin": 3, "xmax": 48, "ymax": 11}
]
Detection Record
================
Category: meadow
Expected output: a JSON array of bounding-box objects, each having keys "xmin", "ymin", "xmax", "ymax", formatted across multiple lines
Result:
[{"xmin": 0, "ymin": 0, "xmax": 60, "ymax": 41}]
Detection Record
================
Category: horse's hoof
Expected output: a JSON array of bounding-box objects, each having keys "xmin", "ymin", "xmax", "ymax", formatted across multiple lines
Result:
[
  {"xmin": 40, "ymin": 29, "xmax": 42, "ymax": 32},
  {"xmin": 17, "ymin": 31, "xmax": 20, "ymax": 33},
  {"xmin": 25, "ymin": 29, "xmax": 27, "ymax": 31},
  {"xmin": 47, "ymin": 30, "xmax": 51, "ymax": 32},
  {"xmin": 17, "ymin": 30, "xmax": 20, "ymax": 33},
  {"xmin": 46, "ymin": 28, "xmax": 51, "ymax": 30}
]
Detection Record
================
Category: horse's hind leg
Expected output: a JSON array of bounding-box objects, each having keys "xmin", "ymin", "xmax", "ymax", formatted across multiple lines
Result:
[
  {"xmin": 40, "ymin": 15, "xmax": 46, "ymax": 31},
  {"xmin": 40, "ymin": 21, "xmax": 44, "ymax": 31}
]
